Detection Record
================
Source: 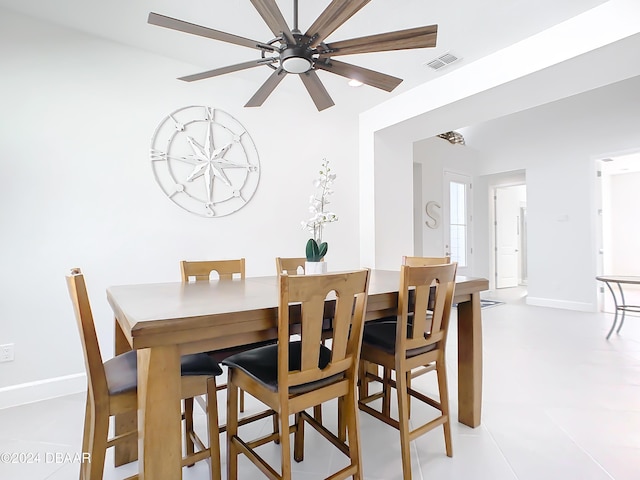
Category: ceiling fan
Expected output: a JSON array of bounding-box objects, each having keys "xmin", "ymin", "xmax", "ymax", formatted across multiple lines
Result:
[{"xmin": 148, "ymin": 0, "xmax": 438, "ymax": 111}]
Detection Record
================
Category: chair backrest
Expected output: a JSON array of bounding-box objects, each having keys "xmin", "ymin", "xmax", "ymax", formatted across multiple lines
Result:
[
  {"xmin": 397, "ymin": 263, "xmax": 457, "ymax": 354},
  {"xmin": 402, "ymin": 256, "xmax": 451, "ymax": 266},
  {"xmin": 180, "ymin": 259, "xmax": 245, "ymax": 282},
  {"xmin": 275, "ymin": 257, "xmax": 306, "ymax": 275},
  {"xmin": 403, "ymin": 256, "xmax": 451, "ymax": 311},
  {"xmin": 278, "ymin": 270, "xmax": 370, "ymax": 391},
  {"xmin": 66, "ymin": 268, "xmax": 108, "ymax": 400}
]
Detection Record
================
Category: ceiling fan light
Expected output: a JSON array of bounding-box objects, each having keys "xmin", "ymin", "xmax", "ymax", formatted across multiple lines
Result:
[{"xmin": 281, "ymin": 56, "xmax": 312, "ymax": 74}]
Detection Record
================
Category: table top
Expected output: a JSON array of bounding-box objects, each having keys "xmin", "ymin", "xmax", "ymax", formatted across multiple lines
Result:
[
  {"xmin": 107, "ymin": 269, "xmax": 488, "ymax": 350},
  {"xmin": 596, "ymin": 275, "xmax": 640, "ymax": 284}
]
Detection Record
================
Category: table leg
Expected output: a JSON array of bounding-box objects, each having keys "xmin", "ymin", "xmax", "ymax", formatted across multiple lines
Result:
[
  {"xmin": 457, "ymin": 293, "xmax": 482, "ymax": 428},
  {"xmin": 137, "ymin": 345, "xmax": 183, "ymax": 479},
  {"xmin": 114, "ymin": 319, "xmax": 137, "ymax": 466},
  {"xmin": 616, "ymin": 282, "xmax": 627, "ymax": 333},
  {"xmin": 604, "ymin": 281, "xmax": 619, "ymax": 339}
]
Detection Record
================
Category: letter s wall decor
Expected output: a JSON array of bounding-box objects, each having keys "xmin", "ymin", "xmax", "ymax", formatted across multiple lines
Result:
[{"xmin": 425, "ymin": 201, "xmax": 441, "ymax": 229}]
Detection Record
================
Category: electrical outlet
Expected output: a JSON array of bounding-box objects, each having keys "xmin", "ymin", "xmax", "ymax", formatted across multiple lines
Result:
[{"xmin": 0, "ymin": 344, "xmax": 15, "ymax": 363}]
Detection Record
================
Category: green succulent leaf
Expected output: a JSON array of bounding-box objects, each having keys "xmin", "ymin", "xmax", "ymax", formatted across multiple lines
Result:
[
  {"xmin": 318, "ymin": 242, "xmax": 328, "ymax": 259},
  {"xmin": 305, "ymin": 238, "xmax": 328, "ymax": 262},
  {"xmin": 306, "ymin": 238, "xmax": 320, "ymax": 261}
]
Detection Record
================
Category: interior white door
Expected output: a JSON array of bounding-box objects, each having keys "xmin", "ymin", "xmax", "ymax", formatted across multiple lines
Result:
[{"xmin": 495, "ymin": 186, "xmax": 521, "ymax": 288}]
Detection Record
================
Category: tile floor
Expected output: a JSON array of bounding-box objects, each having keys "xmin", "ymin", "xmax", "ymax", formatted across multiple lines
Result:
[{"xmin": 2, "ymin": 287, "xmax": 640, "ymax": 479}]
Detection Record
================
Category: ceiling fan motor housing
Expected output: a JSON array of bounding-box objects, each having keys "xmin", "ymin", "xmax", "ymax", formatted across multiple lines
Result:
[{"xmin": 280, "ymin": 45, "xmax": 314, "ymax": 74}]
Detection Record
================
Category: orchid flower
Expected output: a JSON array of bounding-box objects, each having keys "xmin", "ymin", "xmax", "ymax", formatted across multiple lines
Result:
[{"xmin": 302, "ymin": 159, "xmax": 338, "ymax": 245}]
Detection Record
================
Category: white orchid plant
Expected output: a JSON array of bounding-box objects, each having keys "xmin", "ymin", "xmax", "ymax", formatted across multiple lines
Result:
[{"xmin": 301, "ymin": 159, "xmax": 338, "ymax": 262}]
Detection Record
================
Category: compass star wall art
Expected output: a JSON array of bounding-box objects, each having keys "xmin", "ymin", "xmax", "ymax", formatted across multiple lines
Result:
[{"xmin": 150, "ymin": 106, "xmax": 260, "ymax": 217}]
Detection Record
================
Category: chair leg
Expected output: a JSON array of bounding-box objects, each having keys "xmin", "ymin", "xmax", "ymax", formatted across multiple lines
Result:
[
  {"xmin": 436, "ymin": 359, "xmax": 453, "ymax": 457},
  {"xmin": 313, "ymin": 404, "xmax": 323, "ymax": 424},
  {"xmin": 293, "ymin": 412, "xmax": 304, "ymax": 462},
  {"xmin": 396, "ymin": 368, "xmax": 413, "ymax": 480},
  {"xmin": 406, "ymin": 371, "xmax": 412, "ymax": 419},
  {"xmin": 279, "ymin": 403, "xmax": 292, "ymax": 480},
  {"xmin": 239, "ymin": 389, "xmax": 245, "ymax": 413},
  {"xmin": 206, "ymin": 378, "xmax": 222, "ymax": 480},
  {"xmin": 382, "ymin": 367, "xmax": 392, "ymax": 417},
  {"xmin": 337, "ymin": 397, "xmax": 346, "ymax": 442},
  {"xmin": 344, "ymin": 384, "xmax": 363, "ymax": 480},
  {"xmin": 184, "ymin": 397, "xmax": 195, "ymax": 466},
  {"xmin": 87, "ymin": 407, "xmax": 109, "ymax": 480},
  {"xmin": 226, "ymin": 372, "xmax": 239, "ymax": 480},
  {"xmin": 79, "ymin": 393, "xmax": 92, "ymax": 480},
  {"xmin": 358, "ymin": 360, "xmax": 368, "ymax": 400},
  {"xmin": 272, "ymin": 412, "xmax": 280, "ymax": 444}
]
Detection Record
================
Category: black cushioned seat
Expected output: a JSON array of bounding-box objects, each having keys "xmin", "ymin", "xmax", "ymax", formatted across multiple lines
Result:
[
  {"xmin": 208, "ymin": 339, "xmax": 278, "ymax": 364},
  {"xmin": 222, "ymin": 341, "xmax": 342, "ymax": 394},
  {"xmin": 104, "ymin": 350, "xmax": 223, "ymax": 395},
  {"xmin": 362, "ymin": 321, "xmax": 437, "ymax": 358}
]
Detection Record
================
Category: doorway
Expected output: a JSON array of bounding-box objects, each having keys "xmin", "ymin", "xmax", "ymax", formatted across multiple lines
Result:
[
  {"xmin": 493, "ymin": 184, "xmax": 527, "ymax": 289},
  {"xmin": 598, "ymin": 151, "xmax": 640, "ymax": 312}
]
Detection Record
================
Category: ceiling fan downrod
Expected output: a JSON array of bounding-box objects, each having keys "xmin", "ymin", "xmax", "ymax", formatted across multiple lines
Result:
[
  {"xmin": 279, "ymin": 0, "xmax": 314, "ymax": 74},
  {"xmin": 293, "ymin": 0, "xmax": 299, "ymax": 32}
]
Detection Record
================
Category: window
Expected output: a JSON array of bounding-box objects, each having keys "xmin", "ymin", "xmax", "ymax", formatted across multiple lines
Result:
[{"xmin": 449, "ymin": 181, "xmax": 467, "ymax": 267}]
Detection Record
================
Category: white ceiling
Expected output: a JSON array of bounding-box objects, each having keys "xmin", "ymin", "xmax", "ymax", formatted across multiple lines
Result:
[
  {"xmin": 602, "ymin": 152, "xmax": 640, "ymax": 175},
  {"xmin": 0, "ymin": 0, "xmax": 607, "ymax": 110}
]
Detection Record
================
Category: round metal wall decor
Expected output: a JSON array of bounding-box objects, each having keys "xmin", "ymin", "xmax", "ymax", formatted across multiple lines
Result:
[{"xmin": 150, "ymin": 106, "xmax": 260, "ymax": 217}]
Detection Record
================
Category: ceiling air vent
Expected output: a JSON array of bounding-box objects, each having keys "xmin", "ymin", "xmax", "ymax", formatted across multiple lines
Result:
[{"xmin": 425, "ymin": 52, "xmax": 460, "ymax": 71}]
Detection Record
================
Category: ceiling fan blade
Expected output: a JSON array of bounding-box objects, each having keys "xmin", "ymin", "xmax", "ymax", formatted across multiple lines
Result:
[
  {"xmin": 300, "ymin": 70, "xmax": 335, "ymax": 111},
  {"xmin": 305, "ymin": 0, "xmax": 371, "ymax": 48},
  {"xmin": 314, "ymin": 59, "xmax": 402, "ymax": 92},
  {"xmin": 148, "ymin": 12, "xmax": 276, "ymax": 52},
  {"xmin": 178, "ymin": 58, "xmax": 278, "ymax": 82},
  {"xmin": 245, "ymin": 68, "xmax": 287, "ymax": 107},
  {"xmin": 249, "ymin": 0, "xmax": 295, "ymax": 44},
  {"xmin": 318, "ymin": 25, "xmax": 438, "ymax": 57}
]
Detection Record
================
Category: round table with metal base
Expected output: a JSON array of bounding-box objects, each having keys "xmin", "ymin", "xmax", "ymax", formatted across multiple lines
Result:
[{"xmin": 596, "ymin": 275, "xmax": 640, "ymax": 339}]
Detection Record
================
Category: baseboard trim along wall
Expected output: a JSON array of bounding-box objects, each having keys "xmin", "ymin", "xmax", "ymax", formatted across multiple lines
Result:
[
  {"xmin": 526, "ymin": 297, "xmax": 595, "ymax": 312},
  {"xmin": 0, "ymin": 373, "xmax": 86, "ymax": 410}
]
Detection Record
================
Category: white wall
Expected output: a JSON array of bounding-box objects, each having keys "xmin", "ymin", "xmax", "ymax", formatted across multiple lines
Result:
[
  {"xmin": 608, "ymin": 171, "xmax": 640, "ymax": 275},
  {"xmin": 463, "ymin": 75, "xmax": 640, "ymax": 310},
  {"xmin": 359, "ymin": 0, "xmax": 640, "ymax": 284},
  {"xmin": 0, "ymin": 10, "xmax": 362, "ymax": 399},
  {"xmin": 413, "ymin": 137, "xmax": 479, "ymax": 258},
  {"xmin": 395, "ymin": 74, "xmax": 640, "ymax": 311}
]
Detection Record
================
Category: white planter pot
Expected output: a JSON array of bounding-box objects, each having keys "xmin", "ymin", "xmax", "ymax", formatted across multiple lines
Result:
[{"xmin": 305, "ymin": 261, "xmax": 328, "ymax": 275}]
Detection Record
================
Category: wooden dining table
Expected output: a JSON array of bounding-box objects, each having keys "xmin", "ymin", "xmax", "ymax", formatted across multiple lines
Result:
[{"xmin": 107, "ymin": 269, "xmax": 488, "ymax": 479}]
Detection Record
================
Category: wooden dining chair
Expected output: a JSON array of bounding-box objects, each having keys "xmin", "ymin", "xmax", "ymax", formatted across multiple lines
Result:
[
  {"xmin": 402, "ymin": 257, "xmax": 451, "ymax": 376},
  {"xmin": 402, "ymin": 255, "xmax": 450, "ymax": 267},
  {"xmin": 275, "ymin": 256, "xmax": 334, "ymax": 337},
  {"xmin": 274, "ymin": 257, "xmax": 333, "ymax": 424},
  {"xmin": 275, "ymin": 256, "xmax": 306, "ymax": 275},
  {"xmin": 180, "ymin": 258, "xmax": 245, "ymax": 281},
  {"xmin": 361, "ymin": 256, "xmax": 451, "ymax": 400},
  {"xmin": 358, "ymin": 262, "xmax": 457, "ymax": 480},
  {"xmin": 180, "ymin": 258, "xmax": 281, "ymax": 421},
  {"xmin": 180, "ymin": 258, "xmax": 250, "ymax": 412},
  {"xmin": 67, "ymin": 268, "xmax": 222, "ymax": 480},
  {"xmin": 223, "ymin": 269, "xmax": 371, "ymax": 480},
  {"xmin": 275, "ymin": 257, "xmax": 335, "ymax": 340}
]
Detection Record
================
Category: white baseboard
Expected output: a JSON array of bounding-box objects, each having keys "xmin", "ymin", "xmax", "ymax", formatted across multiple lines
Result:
[
  {"xmin": 526, "ymin": 296, "xmax": 596, "ymax": 312},
  {"xmin": 0, "ymin": 373, "xmax": 86, "ymax": 410}
]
